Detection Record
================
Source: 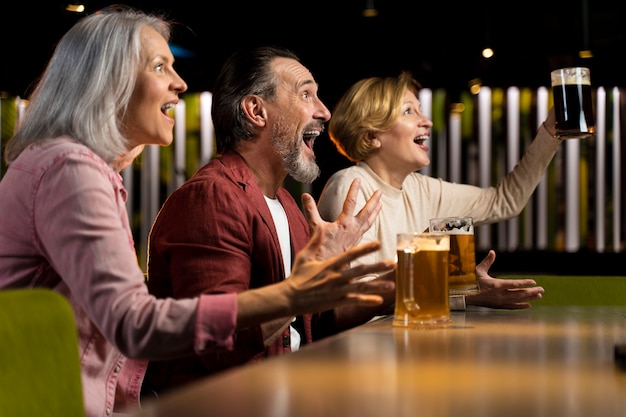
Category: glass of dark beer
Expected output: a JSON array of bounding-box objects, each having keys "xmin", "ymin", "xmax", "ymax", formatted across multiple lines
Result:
[{"xmin": 550, "ymin": 67, "xmax": 595, "ymax": 139}]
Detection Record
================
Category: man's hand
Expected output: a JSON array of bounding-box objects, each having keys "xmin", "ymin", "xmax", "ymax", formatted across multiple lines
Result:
[{"xmin": 301, "ymin": 178, "xmax": 381, "ymax": 261}]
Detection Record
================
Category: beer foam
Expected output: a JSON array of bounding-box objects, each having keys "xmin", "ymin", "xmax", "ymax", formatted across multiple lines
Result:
[
  {"xmin": 551, "ymin": 67, "xmax": 591, "ymax": 86},
  {"xmin": 398, "ymin": 234, "xmax": 449, "ymax": 252},
  {"xmin": 430, "ymin": 218, "xmax": 474, "ymax": 234}
]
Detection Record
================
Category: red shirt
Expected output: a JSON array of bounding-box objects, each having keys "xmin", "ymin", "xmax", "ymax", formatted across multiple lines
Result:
[{"xmin": 145, "ymin": 150, "xmax": 339, "ymax": 394}]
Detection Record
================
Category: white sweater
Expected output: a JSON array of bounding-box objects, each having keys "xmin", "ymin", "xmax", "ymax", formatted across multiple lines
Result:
[{"xmin": 317, "ymin": 127, "xmax": 561, "ymax": 274}]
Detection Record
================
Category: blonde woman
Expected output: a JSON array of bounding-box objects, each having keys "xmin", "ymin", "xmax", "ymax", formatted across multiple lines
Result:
[{"xmin": 318, "ymin": 71, "xmax": 563, "ymax": 312}]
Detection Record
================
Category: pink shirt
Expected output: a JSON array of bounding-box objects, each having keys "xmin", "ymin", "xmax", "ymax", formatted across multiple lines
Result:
[{"xmin": 0, "ymin": 138, "xmax": 238, "ymax": 417}]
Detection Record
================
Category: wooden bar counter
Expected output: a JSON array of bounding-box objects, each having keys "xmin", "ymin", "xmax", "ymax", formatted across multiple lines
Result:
[{"xmin": 138, "ymin": 306, "xmax": 626, "ymax": 417}]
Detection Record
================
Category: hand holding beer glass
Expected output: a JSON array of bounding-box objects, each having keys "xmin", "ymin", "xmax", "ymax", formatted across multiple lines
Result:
[
  {"xmin": 550, "ymin": 67, "xmax": 595, "ymax": 139},
  {"xmin": 429, "ymin": 216, "xmax": 480, "ymax": 296},
  {"xmin": 393, "ymin": 232, "xmax": 451, "ymax": 329}
]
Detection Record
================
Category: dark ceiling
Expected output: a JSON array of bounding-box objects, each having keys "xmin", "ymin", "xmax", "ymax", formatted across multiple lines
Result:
[{"xmin": 2, "ymin": 0, "xmax": 626, "ymax": 106}]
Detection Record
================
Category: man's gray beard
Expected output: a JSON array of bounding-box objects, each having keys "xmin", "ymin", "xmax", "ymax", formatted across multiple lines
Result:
[
  {"xmin": 283, "ymin": 141, "xmax": 320, "ymax": 183},
  {"xmin": 271, "ymin": 122, "xmax": 320, "ymax": 184}
]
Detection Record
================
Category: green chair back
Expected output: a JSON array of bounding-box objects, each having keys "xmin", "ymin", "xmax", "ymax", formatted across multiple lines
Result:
[
  {"xmin": 0, "ymin": 288, "xmax": 85, "ymax": 417},
  {"xmin": 501, "ymin": 275, "xmax": 626, "ymax": 306}
]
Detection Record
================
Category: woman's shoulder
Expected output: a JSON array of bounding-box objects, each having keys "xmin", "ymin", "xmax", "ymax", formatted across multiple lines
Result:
[
  {"xmin": 15, "ymin": 137, "xmax": 109, "ymax": 176},
  {"xmin": 405, "ymin": 171, "xmax": 442, "ymax": 187},
  {"xmin": 327, "ymin": 164, "xmax": 361, "ymax": 177},
  {"xmin": 26, "ymin": 137, "xmax": 89, "ymax": 155},
  {"xmin": 322, "ymin": 165, "xmax": 366, "ymax": 195}
]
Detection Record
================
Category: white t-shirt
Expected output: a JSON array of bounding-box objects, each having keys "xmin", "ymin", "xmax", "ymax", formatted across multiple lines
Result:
[{"xmin": 265, "ymin": 196, "xmax": 301, "ymax": 351}]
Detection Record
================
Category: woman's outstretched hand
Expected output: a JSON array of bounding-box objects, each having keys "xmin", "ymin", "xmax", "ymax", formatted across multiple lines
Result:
[{"xmin": 466, "ymin": 250, "xmax": 545, "ymax": 309}]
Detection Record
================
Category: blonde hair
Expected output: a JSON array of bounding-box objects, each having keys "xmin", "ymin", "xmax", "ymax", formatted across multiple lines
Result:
[{"xmin": 328, "ymin": 71, "xmax": 421, "ymax": 162}]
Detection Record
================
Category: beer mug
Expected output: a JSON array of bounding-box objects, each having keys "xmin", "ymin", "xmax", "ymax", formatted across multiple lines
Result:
[
  {"xmin": 393, "ymin": 232, "xmax": 451, "ymax": 329},
  {"xmin": 550, "ymin": 67, "xmax": 595, "ymax": 139},
  {"xmin": 429, "ymin": 216, "xmax": 479, "ymax": 296}
]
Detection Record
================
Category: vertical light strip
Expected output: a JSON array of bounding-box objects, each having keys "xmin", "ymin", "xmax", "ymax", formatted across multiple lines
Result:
[
  {"xmin": 122, "ymin": 162, "xmax": 133, "ymax": 219},
  {"xmin": 174, "ymin": 99, "xmax": 187, "ymax": 190},
  {"xmin": 0, "ymin": 98, "xmax": 3, "ymax": 164},
  {"xmin": 140, "ymin": 145, "xmax": 160, "ymax": 266},
  {"xmin": 506, "ymin": 87, "xmax": 520, "ymax": 251},
  {"xmin": 612, "ymin": 87, "xmax": 621, "ymax": 252},
  {"xmin": 437, "ymin": 125, "xmax": 448, "ymax": 180},
  {"xmin": 200, "ymin": 92, "xmax": 214, "ymax": 166},
  {"xmin": 535, "ymin": 87, "xmax": 549, "ymax": 249},
  {"xmin": 419, "ymin": 88, "xmax": 433, "ymax": 177},
  {"xmin": 449, "ymin": 111, "xmax": 461, "ymax": 183},
  {"xmin": 564, "ymin": 136, "xmax": 580, "ymax": 251},
  {"xmin": 17, "ymin": 96, "xmax": 27, "ymax": 124},
  {"xmin": 595, "ymin": 87, "xmax": 606, "ymax": 252},
  {"xmin": 149, "ymin": 144, "xmax": 160, "ymax": 230},
  {"xmin": 478, "ymin": 87, "xmax": 492, "ymax": 249},
  {"xmin": 3, "ymin": 97, "xmax": 28, "ymax": 166},
  {"xmin": 121, "ymin": 93, "xmax": 134, "ymax": 219}
]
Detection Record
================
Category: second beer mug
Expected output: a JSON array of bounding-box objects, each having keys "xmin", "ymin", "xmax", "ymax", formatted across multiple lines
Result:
[
  {"xmin": 429, "ymin": 216, "xmax": 480, "ymax": 296},
  {"xmin": 550, "ymin": 67, "xmax": 595, "ymax": 140}
]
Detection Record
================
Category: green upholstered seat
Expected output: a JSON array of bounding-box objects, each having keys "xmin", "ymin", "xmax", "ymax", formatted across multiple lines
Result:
[
  {"xmin": 0, "ymin": 288, "xmax": 85, "ymax": 417},
  {"xmin": 501, "ymin": 275, "xmax": 626, "ymax": 306}
]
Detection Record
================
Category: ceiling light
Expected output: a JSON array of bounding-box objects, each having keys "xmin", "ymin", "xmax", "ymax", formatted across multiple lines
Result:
[
  {"xmin": 65, "ymin": 4, "xmax": 85, "ymax": 13},
  {"xmin": 362, "ymin": 0, "xmax": 378, "ymax": 17}
]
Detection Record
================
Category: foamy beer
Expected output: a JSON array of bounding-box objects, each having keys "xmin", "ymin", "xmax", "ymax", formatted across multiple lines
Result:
[
  {"xmin": 550, "ymin": 67, "xmax": 595, "ymax": 139},
  {"xmin": 429, "ymin": 217, "xmax": 479, "ymax": 296},
  {"xmin": 393, "ymin": 232, "xmax": 450, "ymax": 328}
]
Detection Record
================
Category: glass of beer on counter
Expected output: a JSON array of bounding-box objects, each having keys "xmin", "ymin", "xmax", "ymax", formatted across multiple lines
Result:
[
  {"xmin": 393, "ymin": 232, "xmax": 450, "ymax": 329},
  {"xmin": 550, "ymin": 67, "xmax": 595, "ymax": 139},
  {"xmin": 429, "ymin": 216, "xmax": 479, "ymax": 296}
]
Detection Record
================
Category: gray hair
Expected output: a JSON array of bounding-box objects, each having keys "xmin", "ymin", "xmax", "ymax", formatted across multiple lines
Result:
[{"xmin": 4, "ymin": 5, "xmax": 171, "ymax": 168}]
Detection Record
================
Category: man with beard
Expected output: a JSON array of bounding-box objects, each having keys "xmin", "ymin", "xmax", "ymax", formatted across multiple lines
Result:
[{"xmin": 144, "ymin": 45, "xmax": 394, "ymax": 396}]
